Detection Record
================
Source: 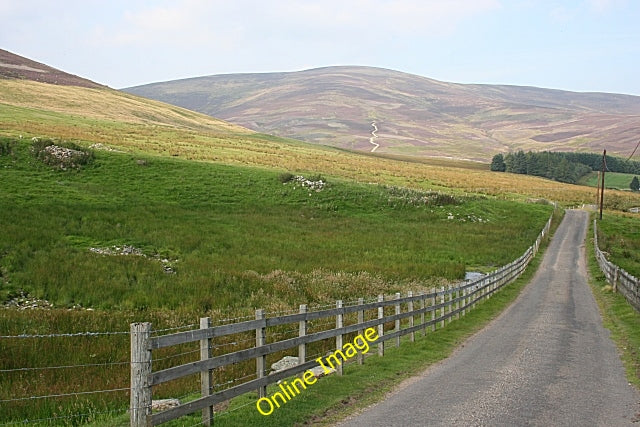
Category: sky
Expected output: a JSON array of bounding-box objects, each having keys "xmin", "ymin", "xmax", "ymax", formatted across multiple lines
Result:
[{"xmin": 1, "ymin": 0, "xmax": 639, "ymax": 95}]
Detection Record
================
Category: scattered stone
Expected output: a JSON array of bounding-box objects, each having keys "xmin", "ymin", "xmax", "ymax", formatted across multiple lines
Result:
[
  {"xmin": 465, "ymin": 271, "xmax": 485, "ymax": 282},
  {"xmin": 89, "ymin": 245, "xmax": 177, "ymax": 274},
  {"xmin": 3, "ymin": 290, "xmax": 53, "ymax": 310},
  {"xmin": 33, "ymin": 142, "xmax": 92, "ymax": 170},
  {"xmin": 271, "ymin": 356, "xmax": 299, "ymax": 373},
  {"xmin": 310, "ymin": 365, "xmax": 335, "ymax": 378},
  {"xmin": 152, "ymin": 399, "xmax": 180, "ymax": 412},
  {"xmin": 88, "ymin": 143, "xmax": 123, "ymax": 152},
  {"xmin": 90, "ymin": 245, "xmax": 143, "ymax": 257},
  {"xmin": 44, "ymin": 144, "xmax": 85, "ymax": 161},
  {"xmin": 288, "ymin": 175, "xmax": 326, "ymax": 192}
]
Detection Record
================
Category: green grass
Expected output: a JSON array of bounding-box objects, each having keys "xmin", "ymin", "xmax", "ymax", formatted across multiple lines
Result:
[
  {"xmin": 0, "ymin": 136, "xmax": 556, "ymax": 425},
  {"xmin": 586, "ymin": 216, "xmax": 640, "ymax": 389},
  {"xmin": 0, "ymin": 137, "xmax": 552, "ymax": 312},
  {"xmin": 5, "ymin": 79, "xmax": 640, "ymax": 208},
  {"xmin": 88, "ymin": 208, "xmax": 563, "ymax": 427},
  {"xmin": 580, "ymin": 171, "xmax": 639, "ymax": 191},
  {"xmin": 595, "ymin": 212, "xmax": 640, "ymax": 277}
]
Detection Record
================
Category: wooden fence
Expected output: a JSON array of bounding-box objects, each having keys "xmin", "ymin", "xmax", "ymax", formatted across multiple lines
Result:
[
  {"xmin": 593, "ymin": 219, "xmax": 640, "ymax": 311},
  {"xmin": 130, "ymin": 214, "xmax": 553, "ymax": 426}
]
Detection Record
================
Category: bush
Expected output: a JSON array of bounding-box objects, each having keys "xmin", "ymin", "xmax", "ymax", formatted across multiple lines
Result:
[
  {"xmin": 278, "ymin": 172, "xmax": 294, "ymax": 183},
  {"xmin": 0, "ymin": 138, "xmax": 16, "ymax": 157}
]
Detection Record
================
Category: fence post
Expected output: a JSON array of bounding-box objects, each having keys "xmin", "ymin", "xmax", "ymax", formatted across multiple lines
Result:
[
  {"xmin": 455, "ymin": 286, "xmax": 460, "ymax": 320},
  {"xmin": 613, "ymin": 267, "xmax": 619, "ymax": 293},
  {"xmin": 357, "ymin": 298, "xmax": 364, "ymax": 365},
  {"xmin": 299, "ymin": 304, "xmax": 307, "ymax": 367},
  {"xmin": 395, "ymin": 292, "xmax": 401, "ymax": 347},
  {"xmin": 255, "ymin": 309, "xmax": 266, "ymax": 398},
  {"xmin": 408, "ymin": 291, "xmax": 415, "ymax": 342},
  {"xmin": 336, "ymin": 300, "xmax": 344, "ymax": 375},
  {"xmin": 200, "ymin": 317, "xmax": 213, "ymax": 426},
  {"xmin": 130, "ymin": 322, "xmax": 152, "ymax": 427},
  {"xmin": 447, "ymin": 285, "xmax": 453, "ymax": 324},
  {"xmin": 461, "ymin": 287, "xmax": 466, "ymax": 317},
  {"xmin": 420, "ymin": 293, "xmax": 426, "ymax": 336},
  {"xmin": 440, "ymin": 286, "xmax": 445, "ymax": 329},
  {"xmin": 431, "ymin": 287, "xmax": 436, "ymax": 332},
  {"xmin": 377, "ymin": 294, "xmax": 384, "ymax": 357},
  {"xmin": 471, "ymin": 281, "xmax": 477, "ymax": 309}
]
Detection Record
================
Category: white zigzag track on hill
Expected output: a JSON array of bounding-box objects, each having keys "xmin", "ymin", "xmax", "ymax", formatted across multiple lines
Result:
[{"xmin": 369, "ymin": 121, "xmax": 379, "ymax": 152}]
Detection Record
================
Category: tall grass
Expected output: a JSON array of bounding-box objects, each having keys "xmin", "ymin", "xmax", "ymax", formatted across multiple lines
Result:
[
  {"xmin": 586, "ymin": 216, "xmax": 640, "ymax": 389},
  {"xmin": 0, "ymin": 138, "xmax": 552, "ymax": 311},
  {"xmin": 0, "ymin": 136, "xmax": 555, "ymax": 424},
  {"xmin": 596, "ymin": 212, "xmax": 640, "ymax": 277}
]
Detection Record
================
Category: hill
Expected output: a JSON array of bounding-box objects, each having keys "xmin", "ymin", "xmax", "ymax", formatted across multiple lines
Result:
[
  {"xmin": 1, "ymin": 49, "xmax": 639, "ymax": 208},
  {"xmin": 0, "ymin": 48, "xmax": 105, "ymax": 89},
  {"xmin": 1, "ymin": 48, "xmax": 640, "ymax": 427},
  {"xmin": 125, "ymin": 66, "xmax": 640, "ymax": 161}
]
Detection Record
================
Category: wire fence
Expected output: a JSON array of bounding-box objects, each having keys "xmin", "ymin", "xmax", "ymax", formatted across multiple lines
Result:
[
  {"xmin": 593, "ymin": 219, "xmax": 640, "ymax": 312},
  {"xmin": 1, "ymin": 213, "xmax": 557, "ymax": 426},
  {"xmin": 129, "ymin": 212, "xmax": 553, "ymax": 426}
]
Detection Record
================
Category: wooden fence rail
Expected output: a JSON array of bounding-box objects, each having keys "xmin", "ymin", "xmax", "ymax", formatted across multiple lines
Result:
[
  {"xmin": 593, "ymin": 219, "xmax": 640, "ymax": 312},
  {"xmin": 131, "ymin": 214, "xmax": 553, "ymax": 426}
]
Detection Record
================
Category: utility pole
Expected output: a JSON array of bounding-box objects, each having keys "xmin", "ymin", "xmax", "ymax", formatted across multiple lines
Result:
[
  {"xmin": 596, "ymin": 170, "xmax": 601, "ymax": 206},
  {"xmin": 599, "ymin": 149, "xmax": 606, "ymax": 220}
]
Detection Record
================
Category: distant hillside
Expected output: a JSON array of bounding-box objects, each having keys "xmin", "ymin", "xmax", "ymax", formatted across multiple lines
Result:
[
  {"xmin": 2, "ymin": 49, "xmax": 640, "ymax": 208},
  {"xmin": 125, "ymin": 66, "xmax": 640, "ymax": 161},
  {"xmin": 0, "ymin": 48, "xmax": 105, "ymax": 89}
]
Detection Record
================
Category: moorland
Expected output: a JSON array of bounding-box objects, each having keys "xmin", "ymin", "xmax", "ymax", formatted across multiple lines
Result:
[{"xmin": 1, "ymin": 48, "xmax": 639, "ymax": 425}]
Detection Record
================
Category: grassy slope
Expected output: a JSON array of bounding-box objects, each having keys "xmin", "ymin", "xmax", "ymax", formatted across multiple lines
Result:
[
  {"xmin": 89, "ymin": 209, "xmax": 564, "ymax": 427},
  {"xmin": 2, "ymin": 80, "xmax": 640, "ymax": 209},
  {"xmin": 0, "ymin": 139, "xmax": 552, "ymax": 312},
  {"xmin": 1, "ymin": 78, "xmax": 638, "ymax": 424},
  {"xmin": 586, "ymin": 215, "xmax": 640, "ymax": 390},
  {"xmin": 0, "ymin": 137, "xmax": 553, "ymax": 424},
  {"xmin": 580, "ymin": 171, "xmax": 640, "ymax": 191},
  {"xmin": 596, "ymin": 212, "xmax": 640, "ymax": 277}
]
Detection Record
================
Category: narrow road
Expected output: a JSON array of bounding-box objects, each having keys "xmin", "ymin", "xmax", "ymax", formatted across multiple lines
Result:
[{"xmin": 337, "ymin": 210, "xmax": 639, "ymax": 426}]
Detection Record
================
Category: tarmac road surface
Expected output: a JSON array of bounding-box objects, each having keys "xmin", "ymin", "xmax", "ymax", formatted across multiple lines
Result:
[{"xmin": 336, "ymin": 210, "xmax": 639, "ymax": 426}]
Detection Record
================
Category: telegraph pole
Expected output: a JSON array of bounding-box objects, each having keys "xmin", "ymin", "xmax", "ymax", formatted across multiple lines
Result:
[{"xmin": 599, "ymin": 149, "xmax": 606, "ymax": 220}]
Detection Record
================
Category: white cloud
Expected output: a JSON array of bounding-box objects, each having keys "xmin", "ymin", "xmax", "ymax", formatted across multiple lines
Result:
[
  {"xmin": 90, "ymin": 0, "xmax": 501, "ymax": 49},
  {"xmin": 588, "ymin": 0, "xmax": 627, "ymax": 13},
  {"xmin": 549, "ymin": 6, "xmax": 574, "ymax": 23}
]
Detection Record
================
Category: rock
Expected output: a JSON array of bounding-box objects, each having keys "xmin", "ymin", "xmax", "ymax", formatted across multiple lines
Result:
[
  {"xmin": 270, "ymin": 356, "xmax": 299, "ymax": 373},
  {"xmin": 152, "ymin": 398, "xmax": 180, "ymax": 411},
  {"xmin": 310, "ymin": 365, "xmax": 335, "ymax": 378}
]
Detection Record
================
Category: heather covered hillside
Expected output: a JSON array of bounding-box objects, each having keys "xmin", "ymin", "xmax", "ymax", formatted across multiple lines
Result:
[{"xmin": 126, "ymin": 66, "xmax": 640, "ymax": 161}]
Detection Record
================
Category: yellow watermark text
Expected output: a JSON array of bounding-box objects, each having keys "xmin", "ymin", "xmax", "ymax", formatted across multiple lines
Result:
[{"xmin": 256, "ymin": 327, "xmax": 379, "ymax": 415}]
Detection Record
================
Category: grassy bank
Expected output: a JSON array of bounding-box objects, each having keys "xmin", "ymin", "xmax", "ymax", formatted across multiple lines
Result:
[
  {"xmin": 586, "ymin": 215, "xmax": 640, "ymax": 389},
  {"xmin": 0, "ymin": 137, "xmax": 553, "ymax": 312},
  {"xmin": 3, "ymin": 80, "xmax": 640, "ymax": 208},
  {"xmin": 89, "ymin": 209, "xmax": 563, "ymax": 427},
  {"xmin": 594, "ymin": 212, "xmax": 640, "ymax": 277},
  {"xmin": 0, "ymin": 136, "xmax": 556, "ymax": 424}
]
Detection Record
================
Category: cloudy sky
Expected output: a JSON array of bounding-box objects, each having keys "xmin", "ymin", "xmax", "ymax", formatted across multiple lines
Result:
[{"xmin": 1, "ymin": 0, "xmax": 639, "ymax": 94}]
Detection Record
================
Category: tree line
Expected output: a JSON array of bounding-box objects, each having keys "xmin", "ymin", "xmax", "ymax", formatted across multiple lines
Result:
[{"xmin": 491, "ymin": 150, "xmax": 640, "ymax": 185}]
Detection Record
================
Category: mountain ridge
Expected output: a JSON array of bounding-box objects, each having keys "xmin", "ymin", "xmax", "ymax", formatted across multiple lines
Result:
[
  {"xmin": 0, "ymin": 48, "xmax": 105, "ymax": 89},
  {"xmin": 125, "ymin": 66, "xmax": 640, "ymax": 161}
]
